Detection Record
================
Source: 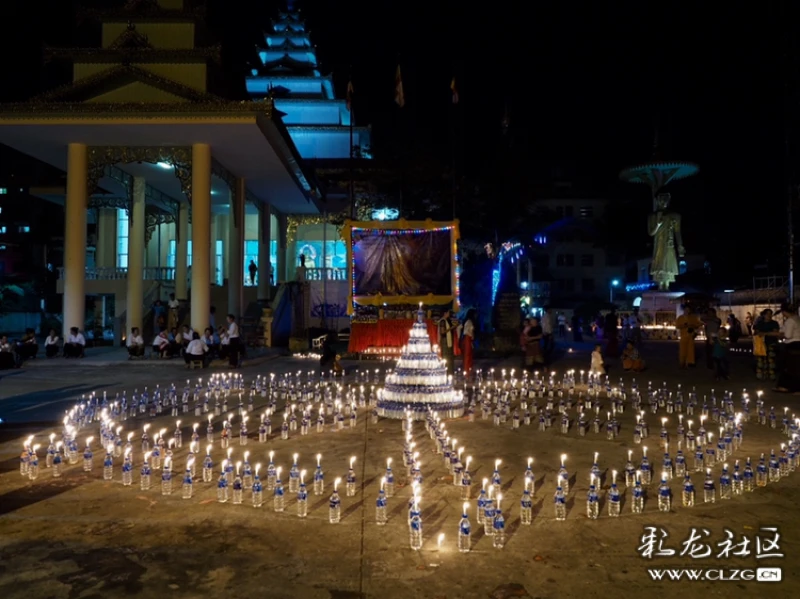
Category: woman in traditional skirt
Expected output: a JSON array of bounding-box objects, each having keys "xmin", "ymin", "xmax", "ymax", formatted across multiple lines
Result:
[
  {"xmin": 754, "ymin": 309, "xmax": 781, "ymax": 380},
  {"xmin": 460, "ymin": 309, "xmax": 476, "ymax": 379}
]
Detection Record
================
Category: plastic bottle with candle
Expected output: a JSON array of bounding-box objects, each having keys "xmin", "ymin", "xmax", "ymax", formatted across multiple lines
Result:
[
  {"xmin": 657, "ymin": 472, "xmax": 671, "ymax": 512},
  {"xmin": 384, "ymin": 458, "xmax": 395, "ymax": 498},
  {"xmin": 161, "ymin": 458, "xmax": 173, "ymax": 495},
  {"xmin": 756, "ymin": 453, "xmax": 768, "ymax": 487},
  {"xmin": 375, "ymin": 477, "xmax": 387, "ymax": 526},
  {"xmin": 702, "ymin": 468, "xmax": 715, "ymax": 503},
  {"xmin": 719, "ymin": 463, "xmax": 731, "ymax": 499},
  {"xmin": 103, "ymin": 444, "xmax": 114, "ymax": 481},
  {"xmin": 239, "ymin": 416, "xmax": 248, "ymax": 446},
  {"xmin": 313, "ymin": 453, "xmax": 324, "ymax": 495},
  {"xmin": 281, "ymin": 412, "xmax": 289, "ymax": 440},
  {"xmin": 289, "ymin": 453, "xmax": 300, "ymax": 493},
  {"xmin": 46, "ymin": 434, "xmax": 56, "ymax": 469},
  {"xmin": 83, "ymin": 437, "xmax": 94, "ymax": 472},
  {"xmin": 768, "ymin": 449, "xmax": 780, "ymax": 483},
  {"xmin": 491, "ymin": 459, "xmax": 502, "ymax": 497},
  {"xmin": 258, "ymin": 412, "xmax": 268, "ymax": 443},
  {"xmin": 52, "ymin": 442, "xmax": 64, "ymax": 478},
  {"xmin": 409, "ymin": 498, "xmax": 422, "ymax": 550},
  {"xmin": 252, "ymin": 464, "xmax": 263, "ymax": 507},
  {"xmin": 225, "ymin": 449, "xmax": 234, "ymax": 484},
  {"xmin": 492, "ymin": 495, "xmax": 506, "ymax": 549},
  {"xmin": 681, "ymin": 474, "xmax": 695, "ymax": 507},
  {"xmin": 731, "ymin": 460, "xmax": 743, "ymax": 495},
  {"xmin": 346, "ymin": 456, "xmax": 357, "ymax": 497},
  {"xmin": 483, "ymin": 486, "xmax": 495, "ymax": 536},
  {"xmin": 140, "ymin": 452, "xmax": 152, "ymax": 490},
  {"xmin": 182, "ymin": 460, "xmax": 194, "ymax": 499},
  {"xmin": 297, "ymin": 470, "xmax": 308, "ymax": 518},
  {"xmin": 639, "ymin": 447, "xmax": 651, "ymax": 485},
  {"xmin": 121, "ymin": 448, "xmax": 132, "ymax": 485},
  {"xmin": 631, "ymin": 473, "xmax": 644, "ymax": 513},
  {"xmin": 520, "ymin": 488, "xmax": 533, "ymax": 525},
  {"xmin": 202, "ymin": 445, "xmax": 214, "ymax": 483},
  {"xmin": 217, "ymin": 460, "xmax": 229, "ymax": 503},
  {"xmin": 28, "ymin": 445, "xmax": 40, "ymax": 481},
  {"xmin": 523, "ymin": 458, "xmax": 535, "ymax": 494},
  {"xmin": 553, "ymin": 485, "xmax": 567, "ymax": 520},
  {"xmin": 662, "ymin": 442, "xmax": 673, "ymax": 481},
  {"xmin": 586, "ymin": 478, "xmax": 599, "ymax": 519},
  {"xmin": 232, "ymin": 461, "xmax": 243, "ymax": 504},
  {"xmin": 207, "ymin": 415, "xmax": 214, "ymax": 444},
  {"xmin": 174, "ymin": 420, "xmax": 182, "ymax": 449},
  {"xmin": 590, "ymin": 452, "xmax": 601, "ymax": 484},
  {"xmin": 558, "ymin": 455, "xmax": 569, "ymax": 494},
  {"xmin": 266, "ymin": 451, "xmax": 277, "ymax": 491},
  {"xmin": 607, "ymin": 471, "xmax": 621, "ymax": 517},
  {"xmin": 273, "ymin": 466, "xmax": 285, "ymax": 512},
  {"xmin": 242, "ymin": 451, "xmax": 253, "ymax": 490},
  {"xmin": 461, "ymin": 457, "xmax": 473, "ymax": 500},
  {"xmin": 141, "ymin": 424, "xmax": 151, "ymax": 454},
  {"xmin": 329, "ymin": 477, "xmax": 342, "ymax": 523},
  {"xmin": 458, "ymin": 502, "xmax": 472, "ymax": 552}
]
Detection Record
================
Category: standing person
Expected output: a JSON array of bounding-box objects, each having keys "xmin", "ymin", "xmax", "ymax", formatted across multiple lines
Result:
[
  {"xmin": 753, "ymin": 309, "xmax": 781, "ymax": 380},
  {"xmin": 167, "ymin": 293, "xmax": 179, "ymax": 330},
  {"xmin": 460, "ymin": 309, "xmax": 476, "ymax": 379},
  {"xmin": 557, "ymin": 312, "xmax": 566, "ymax": 338},
  {"xmin": 571, "ymin": 313, "xmax": 583, "ymax": 342},
  {"xmin": 629, "ymin": 307, "xmax": 643, "ymax": 346},
  {"xmin": 727, "ymin": 313, "xmax": 742, "ymax": 346},
  {"xmin": 521, "ymin": 318, "xmax": 543, "ymax": 370},
  {"xmin": 701, "ymin": 308, "xmax": 722, "ymax": 369},
  {"xmin": 209, "ymin": 306, "xmax": 216, "ymax": 330},
  {"xmin": 776, "ymin": 303, "xmax": 800, "ymax": 392},
  {"xmin": 437, "ymin": 309, "xmax": 457, "ymax": 375},
  {"xmin": 248, "ymin": 260, "xmax": 258, "ymax": 286},
  {"xmin": 744, "ymin": 312, "xmax": 754, "ymax": 336},
  {"xmin": 540, "ymin": 306, "xmax": 554, "ymax": 363},
  {"xmin": 226, "ymin": 314, "xmax": 240, "ymax": 368},
  {"xmin": 152, "ymin": 299, "xmax": 166, "ymax": 332},
  {"xmin": 675, "ymin": 306, "xmax": 702, "ymax": 368},
  {"xmin": 712, "ymin": 328, "xmax": 730, "ymax": 381}
]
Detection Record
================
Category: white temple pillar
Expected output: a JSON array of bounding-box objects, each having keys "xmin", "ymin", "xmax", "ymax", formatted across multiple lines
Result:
[
  {"xmin": 190, "ymin": 143, "xmax": 211, "ymax": 333},
  {"xmin": 175, "ymin": 202, "xmax": 189, "ymax": 300},
  {"xmin": 228, "ymin": 179, "xmax": 245, "ymax": 317},
  {"xmin": 277, "ymin": 213, "xmax": 287, "ymax": 283},
  {"xmin": 127, "ymin": 177, "xmax": 146, "ymax": 334},
  {"xmin": 257, "ymin": 201, "xmax": 271, "ymax": 301},
  {"xmin": 95, "ymin": 208, "xmax": 116, "ymax": 269},
  {"xmin": 63, "ymin": 143, "xmax": 88, "ymax": 338}
]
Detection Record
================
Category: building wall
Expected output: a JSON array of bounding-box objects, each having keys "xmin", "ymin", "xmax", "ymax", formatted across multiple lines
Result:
[{"xmin": 101, "ymin": 22, "xmax": 195, "ymax": 49}]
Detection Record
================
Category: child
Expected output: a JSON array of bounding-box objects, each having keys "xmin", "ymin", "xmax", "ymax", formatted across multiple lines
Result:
[
  {"xmin": 712, "ymin": 328, "xmax": 730, "ymax": 381},
  {"xmin": 332, "ymin": 354, "xmax": 344, "ymax": 376},
  {"xmin": 590, "ymin": 344, "xmax": 606, "ymax": 376},
  {"xmin": 622, "ymin": 341, "xmax": 645, "ymax": 372}
]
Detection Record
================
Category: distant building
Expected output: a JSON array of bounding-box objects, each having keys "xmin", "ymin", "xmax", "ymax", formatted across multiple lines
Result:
[{"xmin": 526, "ymin": 197, "xmax": 626, "ymax": 305}]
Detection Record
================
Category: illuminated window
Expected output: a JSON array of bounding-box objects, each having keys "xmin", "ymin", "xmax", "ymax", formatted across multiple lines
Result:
[
  {"xmin": 579, "ymin": 206, "xmax": 593, "ymax": 218},
  {"xmin": 215, "ymin": 240, "xmax": 224, "ymax": 286},
  {"xmin": 167, "ymin": 239, "xmax": 193, "ymax": 268},
  {"xmin": 116, "ymin": 209, "xmax": 128, "ymax": 268},
  {"xmin": 0, "ymin": 188, "xmax": 6, "ymax": 194},
  {"xmin": 244, "ymin": 240, "xmax": 278, "ymax": 286},
  {"xmin": 18, "ymin": 225, "xmax": 30, "ymax": 233},
  {"xmin": 0, "ymin": 226, "xmax": 6, "ymax": 234},
  {"xmin": 295, "ymin": 240, "xmax": 347, "ymax": 269}
]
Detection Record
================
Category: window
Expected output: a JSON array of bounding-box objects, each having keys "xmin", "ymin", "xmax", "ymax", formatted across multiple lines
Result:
[
  {"xmin": 679, "ymin": 260, "xmax": 688, "ymax": 275},
  {"xmin": 116, "ymin": 209, "xmax": 129, "ymax": 268},
  {"xmin": 294, "ymin": 240, "xmax": 347, "ymax": 269},
  {"xmin": 0, "ymin": 188, "xmax": 6, "ymax": 195},
  {"xmin": 243, "ymin": 240, "xmax": 279, "ymax": 285},
  {"xmin": 582, "ymin": 278, "xmax": 595, "ymax": 292},
  {"xmin": 18, "ymin": 225, "xmax": 30, "ymax": 233},
  {"xmin": 581, "ymin": 254, "xmax": 594, "ymax": 267},
  {"xmin": 556, "ymin": 254, "xmax": 574, "ymax": 267},
  {"xmin": 167, "ymin": 239, "xmax": 193, "ymax": 269},
  {"xmin": 564, "ymin": 278, "xmax": 575, "ymax": 292},
  {"xmin": 215, "ymin": 240, "xmax": 223, "ymax": 286},
  {"xmin": 579, "ymin": 206, "xmax": 594, "ymax": 218},
  {"xmin": 0, "ymin": 226, "xmax": 6, "ymax": 234}
]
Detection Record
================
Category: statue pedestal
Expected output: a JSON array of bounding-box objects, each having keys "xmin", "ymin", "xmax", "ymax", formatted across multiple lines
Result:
[
  {"xmin": 639, "ymin": 291, "xmax": 683, "ymax": 341},
  {"xmin": 639, "ymin": 291, "xmax": 684, "ymax": 314}
]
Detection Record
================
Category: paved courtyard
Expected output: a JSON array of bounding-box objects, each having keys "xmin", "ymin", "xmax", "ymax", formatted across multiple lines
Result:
[{"xmin": 0, "ymin": 340, "xmax": 798, "ymax": 598}]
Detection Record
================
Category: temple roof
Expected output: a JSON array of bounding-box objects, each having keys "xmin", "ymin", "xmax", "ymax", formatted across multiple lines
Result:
[
  {"xmin": 30, "ymin": 64, "xmax": 224, "ymax": 104},
  {"xmin": 43, "ymin": 45, "xmax": 221, "ymax": 64},
  {"xmin": 79, "ymin": 0, "xmax": 203, "ymax": 22},
  {"xmin": 260, "ymin": 55, "xmax": 317, "ymax": 73}
]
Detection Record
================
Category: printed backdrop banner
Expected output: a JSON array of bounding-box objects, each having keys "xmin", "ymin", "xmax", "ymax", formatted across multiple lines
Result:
[
  {"xmin": 352, "ymin": 229, "xmax": 452, "ymax": 297},
  {"xmin": 309, "ymin": 281, "xmax": 349, "ymax": 321}
]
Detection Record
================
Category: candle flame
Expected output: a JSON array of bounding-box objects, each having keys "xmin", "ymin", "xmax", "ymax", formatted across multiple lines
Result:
[
  {"xmin": 86, "ymin": 436, "xmax": 94, "ymax": 446},
  {"xmin": 316, "ymin": 453, "xmax": 321, "ymax": 466},
  {"xmin": 255, "ymin": 463, "xmax": 261, "ymax": 475},
  {"xmin": 276, "ymin": 466, "xmax": 282, "ymax": 479},
  {"xmin": 269, "ymin": 450, "xmax": 274, "ymax": 462},
  {"xmin": 176, "ymin": 420, "xmax": 181, "ymax": 427},
  {"xmin": 334, "ymin": 476, "xmax": 342, "ymax": 491},
  {"xmin": 560, "ymin": 454, "xmax": 567, "ymax": 465},
  {"xmin": 293, "ymin": 453, "xmax": 299, "ymax": 464},
  {"xmin": 227, "ymin": 448, "xmax": 233, "ymax": 459},
  {"xmin": 594, "ymin": 452, "xmax": 599, "ymax": 463},
  {"xmin": 495, "ymin": 458, "xmax": 501, "ymax": 470},
  {"xmin": 380, "ymin": 476, "xmax": 386, "ymax": 490},
  {"xmin": 300, "ymin": 469, "xmax": 306, "ymax": 484},
  {"xmin": 463, "ymin": 501, "xmax": 469, "ymax": 514},
  {"xmin": 466, "ymin": 456, "xmax": 472, "ymax": 468},
  {"xmin": 350, "ymin": 456, "xmax": 356, "ymax": 468},
  {"xmin": 437, "ymin": 533, "xmax": 445, "ymax": 548},
  {"xmin": 127, "ymin": 432, "xmax": 134, "ymax": 441},
  {"xmin": 387, "ymin": 457, "xmax": 392, "ymax": 468}
]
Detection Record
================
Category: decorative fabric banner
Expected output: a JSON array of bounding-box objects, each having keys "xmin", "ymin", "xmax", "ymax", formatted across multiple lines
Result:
[{"xmin": 309, "ymin": 281, "xmax": 349, "ymax": 327}]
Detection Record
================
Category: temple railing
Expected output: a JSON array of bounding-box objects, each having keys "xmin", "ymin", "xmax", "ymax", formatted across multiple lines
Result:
[
  {"xmin": 56, "ymin": 267, "xmax": 177, "ymax": 281},
  {"xmin": 302, "ymin": 267, "xmax": 348, "ymax": 281}
]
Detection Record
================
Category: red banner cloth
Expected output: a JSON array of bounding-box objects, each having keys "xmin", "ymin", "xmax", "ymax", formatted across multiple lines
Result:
[{"xmin": 349, "ymin": 319, "xmax": 457, "ymax": 354}]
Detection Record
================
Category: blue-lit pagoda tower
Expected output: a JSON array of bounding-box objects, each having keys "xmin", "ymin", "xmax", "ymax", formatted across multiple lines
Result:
[{"xmin": 246, "ymin": 8, "xmax": 372, "ymax": 161}]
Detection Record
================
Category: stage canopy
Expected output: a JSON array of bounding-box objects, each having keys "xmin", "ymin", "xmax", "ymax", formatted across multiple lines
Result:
[{"xmin": 343, "ymin": 219, "xmax": 460, "ymax": 313}]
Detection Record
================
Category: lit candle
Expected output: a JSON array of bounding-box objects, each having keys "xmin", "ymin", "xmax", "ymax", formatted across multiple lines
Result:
[
  {"xmin": 612, "ymin": 470, "xmax": 617, "ymax": 485},
  {"xmin": 317, "ymin": 453, "xmax": 322, "ymax": 468},
  {"xmin": 437, "ymin": 532, "xmax": 445, "ymax": 551},
  {"xmin": 334, "ymin": 477, "xmax": 342, "ymax": 492},
  {"xmin": 560, "ymin": 454, "xmax": 567, "ymax": 467}
]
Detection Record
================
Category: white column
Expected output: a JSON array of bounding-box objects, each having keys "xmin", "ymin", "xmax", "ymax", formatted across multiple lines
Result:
[
  {"xmin": 176, "ymin": 202, "xmax": 189, "ymax": 300},
  {"xmin": 127, "ymin": 177, "xmax": 145, "ymax": 334},
  {"xmin": 277, "ymin": 214, "xmax": 287, "ymax": 283},
  {"xmin": 63, "ymin": 143, "xmax": 88, "ymax": 338},
  {"xmin": 257, "ymin": 202, "xmax": 271, "ymax": 301},
  {"xmin": 228, "ymin": 179, "xmax": 245, "ymax": 317},
  {"xmin": 190, "ymin": 143, "xmax": 211, "ymax": 333}
]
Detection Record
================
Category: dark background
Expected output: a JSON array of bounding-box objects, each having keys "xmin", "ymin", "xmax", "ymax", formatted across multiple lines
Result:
[{"xmin": 0, "ymin": 0, "xmax": 796, "ymax": 280}]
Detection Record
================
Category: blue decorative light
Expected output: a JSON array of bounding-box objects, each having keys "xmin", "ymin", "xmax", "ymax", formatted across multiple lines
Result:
[
  {"xmin": 625, "ymin": 282, "xmax": 656, "ymax": 292},
  {"xmin": 491, "ymin": 242, "xmax": 523, "ymax": 305},
  {"xmin": 371, "ymin": 207, "xmax": 399, "ymax": 221}
]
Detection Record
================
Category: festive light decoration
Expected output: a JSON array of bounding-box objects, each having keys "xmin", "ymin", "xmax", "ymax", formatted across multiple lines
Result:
[
  {"xmin": 491, "ymin": 242, "xmax": 522, "ymax": 305},
  {"xmin": 286, "ymin": 213, "xmax": 347, "ymax": 244},
  {"xmin": 626, "ymin": 282, "xmax": 657, "ymax": 292},
  {"xmin": 342, "ymin": 219, "xmax": 461, "ymax": 314}
]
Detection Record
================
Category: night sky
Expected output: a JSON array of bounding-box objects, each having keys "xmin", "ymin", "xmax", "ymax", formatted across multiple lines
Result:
[{"xmin": 0, "ymin": 0, "xmax": 795, "ymax": 279}]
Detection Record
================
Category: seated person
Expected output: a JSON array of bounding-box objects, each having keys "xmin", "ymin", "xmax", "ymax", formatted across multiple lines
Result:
[
  {"xmin": 127, "ymin": 327, "xmax": 145, "ymax": 358},
  {"xmin": 16, "ymin": 328, "xmax": 39, "ymax": 363},
  {"xmin": 0, "ymin": 335, "xmax": 16, "ymax": 369},
  {"xmin": 332, "ymin": 353, "xmax": 344, "ymax": 376},
  {"xmin": 44, "ymin": 329, "xmax": 60, "ymax": 358},
  {"xmin": 184, "ymin": 332, "xmax": 209, "ymax": 368},
  {"xmin": 201, "ymin": 327, "xmax": 218, "ymax": 358},
  {"xmin": 622, "ymin": 341, "xmax": 646, "ymax": 372},
  {"xmin": 320, "ymin": 332, "xmax": 337, "ymax": 371},
  {"xmin": 590, "ymin": 344, "xmax": 605, "ymax": 376},
  {"xmin": 153, "ymin": 330, "xmax": 171, "ymax": 358},
  {"xmin": 168, "ymin": 327, "xmax": 182, "ymax": 357},
  {"xmin": 218, "ymin": 327, "xmax": 230, "ymax": 360},
  {"xmin": 63, "ymin": 327, "xmax": 86, "ymax": 358}
]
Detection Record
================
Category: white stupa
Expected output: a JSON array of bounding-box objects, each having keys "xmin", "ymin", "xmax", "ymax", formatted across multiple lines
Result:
[{"xmin": 377, "ymin": 307, "xmax": 464, "ymax": 420}]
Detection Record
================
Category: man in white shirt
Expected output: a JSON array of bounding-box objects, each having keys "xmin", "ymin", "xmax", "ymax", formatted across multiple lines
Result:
[
  {"xmin": 127, "ymin": 327, "xmax": 145, "ymax": 359},
  {"xmin": 64, "ymin": 327, "xmax": 85, "ymax": 358},
  {"xmin": 184, "ymin": 332, "xmax": 209, "ymax": 368},
  {"xmin": 777, "ymin": 303, "xmax": 800, "ymax": 393},
  {"xmin": 167, "ymin": 293, "xmax": 180, "ymax": 329},
  {"xmin": 44, "ymin": 329, "xmax": 60, "ymax": 358},
  {"xmin": 628, "ymin": 307, "xmax": 643, "ymax": 346},
  {"xmin": 226, "ymin": 314, "xmax": 241, "ymax": 368},
  {"xmin": 0, "ymin": 334, "xmax": 15, "ymax": 369}
]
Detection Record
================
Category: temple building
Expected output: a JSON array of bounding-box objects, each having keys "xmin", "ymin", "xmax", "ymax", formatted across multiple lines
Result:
[{"xmin": 0, "ymin": 0, "xmax": 363, "ymax": 343}]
